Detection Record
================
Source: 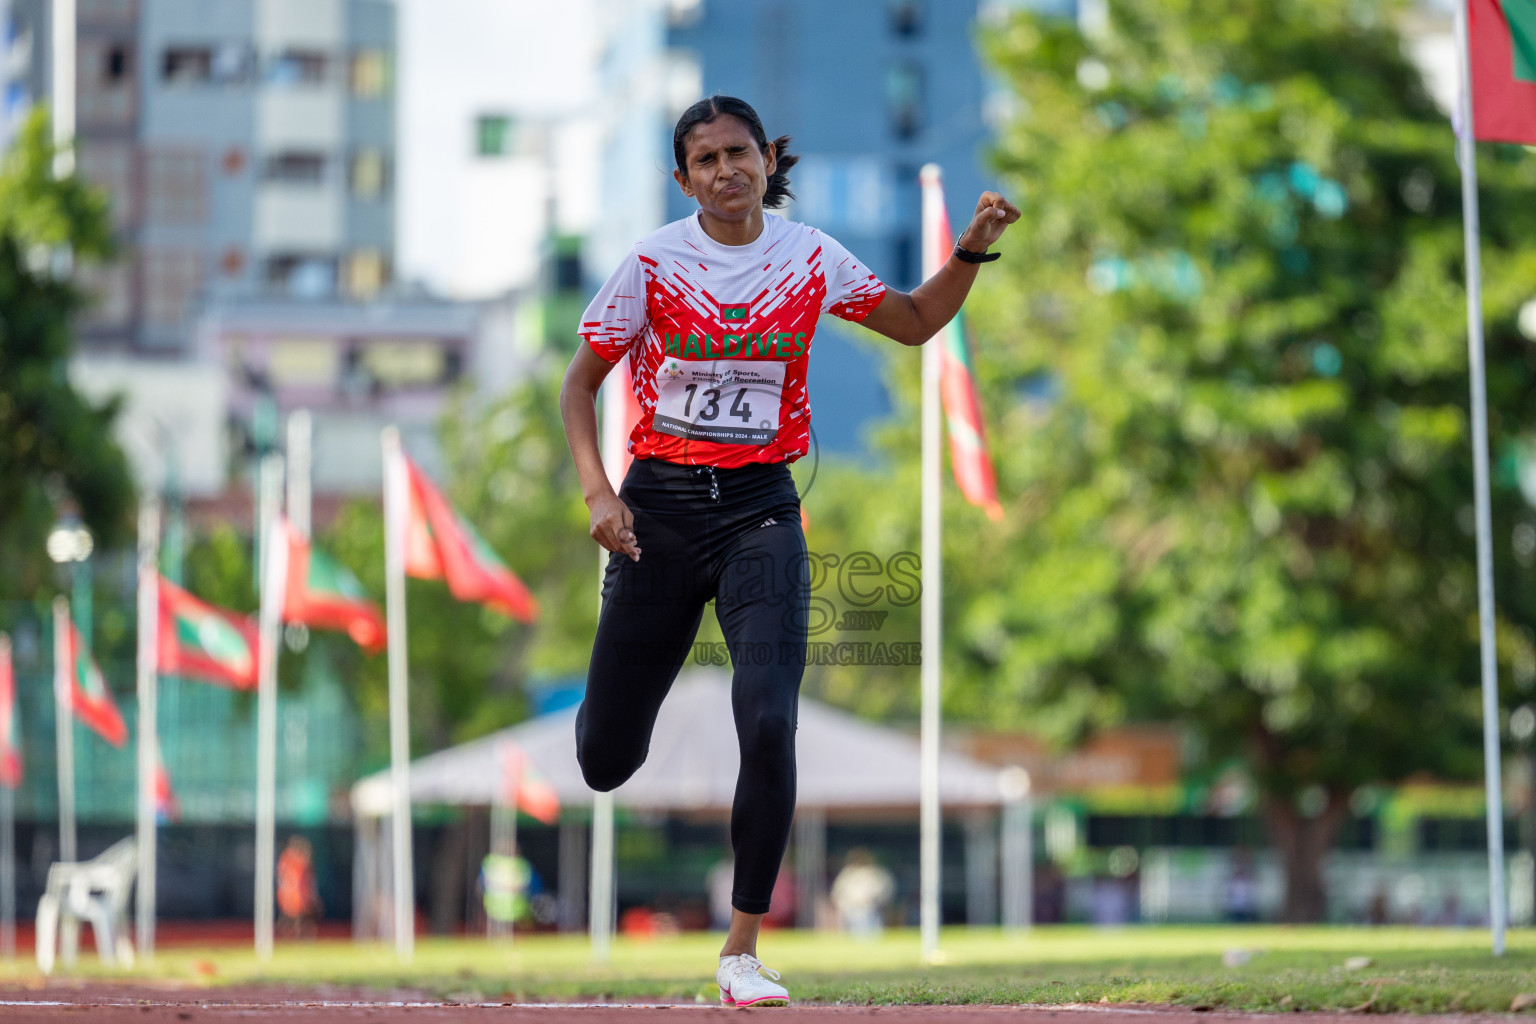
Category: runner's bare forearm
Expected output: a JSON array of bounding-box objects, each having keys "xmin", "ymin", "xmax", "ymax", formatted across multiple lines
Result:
[
  {"xmin": 560, "ymin": 345, "xmax": 618, "ymax": 506},
  {"xmin": 861, "ymin": 190, "xmax": 1020, "ymax": 347},
  {"xmin": 863, "ymin": 257, "xmax": 982, "ymax": 346}
]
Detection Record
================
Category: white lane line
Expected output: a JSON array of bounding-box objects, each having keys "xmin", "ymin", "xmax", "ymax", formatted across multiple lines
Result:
[{"xmin": 0, "ymin": 1000, "xmax": 726, "ymax": 1010}]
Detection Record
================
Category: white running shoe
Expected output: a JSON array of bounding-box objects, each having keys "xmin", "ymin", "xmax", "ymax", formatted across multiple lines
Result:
[{"xmin": 717, "ymin": 953, "xmax": 790, "ymax": 1007}]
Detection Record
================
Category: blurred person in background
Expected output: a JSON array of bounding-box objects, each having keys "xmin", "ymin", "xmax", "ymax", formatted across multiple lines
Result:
[
  {"xmin": 479, "ymin": 844, "xmax": 535, "ymax": 930},
  {"xmin": 562, "ymin": 94, "xmax": 1017, "ymax": 1007},
  {"xmin": 276, "ymin": 835, "xmax": 321, "ymax": 939},
  {"xmin": 829, "ymin": 848, "xmax": 894, "ymax": 939},
  {"xmin": 1224, "ymin": 847, "xmax": 1259, "ymax": 923}
]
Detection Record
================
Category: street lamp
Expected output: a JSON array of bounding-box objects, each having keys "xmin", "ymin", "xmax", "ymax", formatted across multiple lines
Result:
[
  {"xmin": 45, "ymin": 523, "xmax": 92, "ymax": 564},
  {"xmin": 47, "ymin": 515, "xmax": 92, "ymax": 869},
  {"xmin": 47, "ymin": 518, "xmax": 94, "ymax": 648}
]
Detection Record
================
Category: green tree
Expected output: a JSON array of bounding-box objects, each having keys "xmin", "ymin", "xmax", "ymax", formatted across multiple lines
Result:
[
  {"xmin": 0, "ymin": 110, "xmax": 132, "ymax": 601},
  {"xmin": 948, "ymin": 0, "xmax": 1536, "ymax": 920}
]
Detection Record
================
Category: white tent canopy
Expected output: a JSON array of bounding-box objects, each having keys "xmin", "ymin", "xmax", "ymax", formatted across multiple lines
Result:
[{"xmin": 352, "ymin": 669, "xmax": 1009, "ymax": 816}]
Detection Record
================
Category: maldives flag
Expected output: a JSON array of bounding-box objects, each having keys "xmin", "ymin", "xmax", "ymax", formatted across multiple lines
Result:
[
  {"xmin": 0, "ymin": 634, "xmax": 20, "ymax": 787},
  {"xmin": 157, "ymin": 576, "xmax": 258, "ymax": 689},
  {"xmin": 1471, "ymin": 0, "xmax": 1536, "ymax": 143},
  {"xmin": 393, "ymin": 452, "xmax": 539, "ymax": 623},
  {"xmin": 62, "ymin": 619, "xmax": 128, "ymax": 747},
  {"xmin": 919, "ymin": 167, "xmax": 1004, "ymax": 522},
  {"xmin": 501, "ymin": 744, "xmax": 560, "ymax": 825},
  {"xmin": 282, "ymin": 523, "xmax": 387, "ymax": 652},
  {"xmin": 155, "ymin": 743, "xmax": 180, "ymax": 824}
]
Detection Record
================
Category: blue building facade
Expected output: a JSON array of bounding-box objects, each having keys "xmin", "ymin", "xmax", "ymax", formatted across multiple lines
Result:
[
  {"xmin": 652, "ymin": 0, "xmax": 1072, "ymax": 454},
  {"xmin": 667, "ymin": 0, "xmax": 1013, "ymax": 291}
]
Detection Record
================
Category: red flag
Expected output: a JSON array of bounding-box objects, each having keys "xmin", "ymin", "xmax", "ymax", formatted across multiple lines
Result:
[
  {"xmin": 62, "ymin": 619, "xmax": 128, "ymax": 747},
  {"xmin": 282, "ymin": 522, "xmax": 387, "ymax": 653},
  {"xmin": 501, "ymin": 744, "xmax": 560, "ymax": 825},
  {"xmin": 1471, "ymin": 0, "xmax": 1536, "ymax": 144},
  {"xmin": 155, "ymin": 743, "xmax": 180, "ymax": 823},
  {"xmin": 157, "ymin": 576, "xmax": 259, "ymax": 689},
  {"xmin": 920, "ymin": 166, "xmax": 1004, "ymax": 521},
  {"xmin": 395, "ymin": 452, "xmax": 539, "ymax": 623},
  {"xmin": 0, "ymin": 635, "xmax": 21, "ymax": 788}
]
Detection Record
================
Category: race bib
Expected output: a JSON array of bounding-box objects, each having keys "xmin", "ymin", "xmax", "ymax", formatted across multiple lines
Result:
[{"xmin": 652, "ymin": 359, "xmax": 785, "ymax": 445}]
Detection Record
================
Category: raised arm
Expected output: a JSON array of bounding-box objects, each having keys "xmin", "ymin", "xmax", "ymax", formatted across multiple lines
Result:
[
  {"xmin": 860, "ymin": 191, "xmax": 1020, "ymax": 347},
  {"xmin": 560, "ymin": 344, "xmax": 641, "ymax": 561}
]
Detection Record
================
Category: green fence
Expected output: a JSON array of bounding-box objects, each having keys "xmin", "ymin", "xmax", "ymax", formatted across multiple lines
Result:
[{"xmin": 6, "ymin": 600, "xmax": 364, "ymax": 826}]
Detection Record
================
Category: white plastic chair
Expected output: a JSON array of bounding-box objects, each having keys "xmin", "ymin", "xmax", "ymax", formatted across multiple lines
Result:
[{"xmin": 35, "ymin": 837, "xmax": 138, "ymax": 973}]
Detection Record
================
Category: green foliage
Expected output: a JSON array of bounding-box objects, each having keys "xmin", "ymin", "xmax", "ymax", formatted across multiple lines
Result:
[
  {"xmin": 947, "ymin": 0, "xmax": 1536, "ymax": 809},
  {"xmin": 325, "ymin": 369, "xmax": 600, "ymax": 757},
  {"xmin": 0, "ymin": 109, "xmax": 131, "ymax": 602}
]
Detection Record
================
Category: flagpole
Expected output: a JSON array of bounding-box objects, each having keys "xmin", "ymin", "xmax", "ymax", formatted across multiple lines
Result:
[
  {"xmin": 0, "ymin": 765, "xmax": 12, "ymax": 960},
  {"xmin": 587, "ymin": 374, "xmax": 628, "ymax": 964},
  {"xmin": 1454, "ymin": 0, "xmax": 1507, "ymax": 957},
  {"xmin": 380, "ymin": 426, "xmax": 415, "ymax": 961},
  {"xmin": 134, "ymin": 496, "xmax": 161, "ymax": 963},
  {"xmin": 918, "ymin": 163, "xmax": 945, "ymax": 963},
  {"xmin": 52, "ymin": 597, "xmax": 76, "ymax": 867},
  {"xmin": 0, "ymin": 633, "xmax": 15, "ymax": 960},
  {"xmin": 490, "ymin": 745, "xmax": 519, "ymax": 945},
  {"xmin": 287, "ymin": 410, "xmax": 312, "ymax": 541},
  {"xmin": 253, "ymin": 453, "xmax": 286, "ymax": 961}
]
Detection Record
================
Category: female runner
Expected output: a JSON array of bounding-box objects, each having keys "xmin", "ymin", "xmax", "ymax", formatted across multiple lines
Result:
[{"xmin": 560, "ymin": 95, "xmax": 1017, "ymax": 1007}]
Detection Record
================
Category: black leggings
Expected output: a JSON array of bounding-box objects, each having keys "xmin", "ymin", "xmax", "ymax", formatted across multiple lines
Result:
[{"xmin": 575, "ymin": 458, "xmax": 808, "ymax": 915}]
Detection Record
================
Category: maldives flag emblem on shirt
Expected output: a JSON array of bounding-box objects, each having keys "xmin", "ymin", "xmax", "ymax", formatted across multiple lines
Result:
[
  {"xmin": 720, "ymin": 303, "xmax": 751, "ymax": 323},
  {"xmin": 157, "ymin": 576, "xmax": 259, "ymax": 689},
  {"xmin": 1471, "ymin": 0, "xmax": 1536, "ymax": 144}
]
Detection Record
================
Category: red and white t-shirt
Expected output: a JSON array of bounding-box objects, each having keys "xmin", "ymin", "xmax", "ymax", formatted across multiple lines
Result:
[{"xmin": 580, "ymin": 211, "xmax": 886, "ymax": 468}]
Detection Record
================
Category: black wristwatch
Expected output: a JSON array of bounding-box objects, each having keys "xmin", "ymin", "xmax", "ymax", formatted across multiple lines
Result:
[{"xmin": 953, "ymin": 244, "xmax": 1001, "ymax": 264}]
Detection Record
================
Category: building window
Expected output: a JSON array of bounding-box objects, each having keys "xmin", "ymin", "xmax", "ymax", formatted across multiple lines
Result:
[
  {"xmin": 362, "ymin": 341, "xmax": 447, "ymax": 388},
  {"xmin": 79, "ymin": 40, "xmax": 136, "ymax": 128},
  {"xmin": 476, "ymin": 114, "xmax": 513, "ymax": 157},
  {"xmin": 79, "ymin": 0, "xmax": 136, "ymax": 25},
  {"xmin": 266, "ymin": 49, "xmax": 327, "ymax": 87},
  {"xmin": 262, "ymin": 151, "xmax": 326, "ymax": 185},
  {"xmin": 77, "ymin": 141, "xmax": 137, "ymax": 228},
  {"xmin": 886, "ymin": 61, "xmax": 924, "ymax": 139},
  {"xmin": 141, "ymin": 249, "xmax": 203, "ymax": 328},
  {"xmin": 211, "ymin": 43, "xmax": 254, "ymax": 83},
  {"xmin": 161, "ymin": 43, "xmax": 252, "ymax": 84},
  {"xmin": 553, "ymin": 250, "xmax": 583, "ymax": 292},
  {"xmin": 888, "ymin": 0, "xmax": 922, "ymax": 35},
  {"xmin": 665, "ymin": 0, "xmax": 703, "ymax": 29},
  {"xmin": 162, "ymin": 47, "xmax": 211, "ymax": 84},
  {"xmin": 350, "ymin": 149, "xmax": 387, "ymax": 199},
  {"xmin": 78, "ymin": 259, "xmax": 134, "ymax": 330},
  {"xmin": 266, "ymin": 254, "xmax": 337, "ymax": 299},
  {"xmin": 891, "ymin": 232, "xmax": 916, "ymax": 291},
  {"xmin": 105, "ymin": 44, "xmax": 130, "ymax": 82},
  {"xmin": 343, "ymin": 250, "xmax": 387, "ymax": 300},
  {"xmin": 350, "ymin": 50, "xmax": 390, "ymax": 97},
  {"xmin": 142, "ymin": 148, "xmax": 206, "ymax": 223}
]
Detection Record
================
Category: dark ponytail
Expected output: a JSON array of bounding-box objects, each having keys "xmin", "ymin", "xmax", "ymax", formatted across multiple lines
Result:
[{"xmin": 673, "ymin": 96, "xmax": 799, "ymax": 209}]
